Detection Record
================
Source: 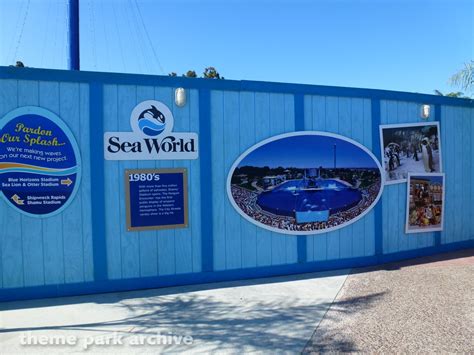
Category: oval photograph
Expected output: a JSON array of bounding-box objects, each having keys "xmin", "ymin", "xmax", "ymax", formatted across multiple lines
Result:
[{"xmin": 227, "ymin": 132, "xmax": 384, "ymax": 235}]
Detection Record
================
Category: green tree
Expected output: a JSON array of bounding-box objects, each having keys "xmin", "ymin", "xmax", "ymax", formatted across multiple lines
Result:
[
  {"xmin": 433, "ymin": 90, "xmax": 469, "ymax": 98},
  {"xmin": 203, "ymin": 66, "xmax": 224, "ymax": 79},
  {"xmin": 167, "ymin": 67, "xmax": 225, "ymax": 79},
  {"xmin": 449, "ymin": 60, "xmax": 473, "ymax": 94},
  {"xmin": 183, "ymin": 70, "xmax": 197, "ymax": 78}
]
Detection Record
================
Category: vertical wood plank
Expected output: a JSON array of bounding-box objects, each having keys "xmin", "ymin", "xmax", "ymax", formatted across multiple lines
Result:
[
  {"xmin": 284, "ymin": 94, "xmax": 297, "ymax": 264},
  {"xmin": 303, "ymin": 96, "xmax": 314, "ymax": 261},
  {"xmin": 338, "ymin": 97, "xmax": 353, "ymax": 259},
  {"xmin": 254, "ymin": 92, "xmax": 272, "ymax": 266},
  {"xmin": 117, "ymin": 85, "xmax": 140, "ymax": 278},
  {"xmin": 239, "ymin": 92, "xmax": 258, "ymax": 268},
  {"xmin": 59, "ymin": 83, "xmax": 84, "ymax": 283},
  {"xmin": 189, "ymin": 89, "xmax": 202, "ymax": 272},
  {"xmin": 154, "ymin": 86, "xmax": 176, "ymax": 275},
  {"xmin": 269, "ymin": 93, "xmax": 287, "ymax": 265},
  {"xmin": 461, "ymin": 107, "xmax": 470, "ymax": 242},
  {"xmin": 39, "ymin": 81, "xmax": 65, "ymax": 285},
  {"xmin": 0, "ymin": 79, "xmax": 23, "ymax": 288},
  {"xmin": 79, "ymin": 83, "xmax": 94, "ymax": 282},
  {"xmin": 453, "ymin": 109, "xmax": 463, "ymax": 242},
  {"xmin": 103, "ymin": 85, "xmax": 122, "ymax": 279},
  {"xmin": 172, "ymin": 87, "xmax": 193, "ymax": 274},
  {"xmin": 210, "ymin": 90, "xmax": 226, "ymax": 270},
  {"xmin": 223, "ymin": 91, "xmax": 242, "ymax": 269},
  {"xmin": 312, "ymin": 96, "xmax": 329, "ymax": 261},
  {"xmin": 17, "ymin": 80, "xmax": 45, "ymax": 286},
  {"xmin": 135, "ymin": 85, "xmax": 158, "ymax": 277},
  {"xmin": 350, "ymin": 98, "xmax": 366, "ymax": 257},
  {"xmin": 325, "ymin": 96, "xmax": 340, "ymax": 260},
  {"xmin": 363, "ymin": 99, "xmax": 375, "ymax": 256},
  {"xmin": 59, "ymin": 82, "xmax": 85, "ymax": 283}
]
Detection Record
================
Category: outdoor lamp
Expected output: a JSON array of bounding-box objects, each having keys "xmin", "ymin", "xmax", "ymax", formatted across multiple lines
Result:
[
  {"xmin": 421, "ymin": 104, "xmax": 430, "ymax": 119},
  {"xmin": 175, "ymin": 88, "xmax": 186, "ymax": 107}
]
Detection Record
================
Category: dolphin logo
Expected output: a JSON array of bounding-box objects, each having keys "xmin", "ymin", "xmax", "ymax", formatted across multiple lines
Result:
[{"xmin": 137, "ymin": 105, "xmax": 166, "ymax": 136}]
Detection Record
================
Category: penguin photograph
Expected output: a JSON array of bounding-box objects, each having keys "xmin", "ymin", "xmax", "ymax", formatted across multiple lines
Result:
[{"xmin": 379, "ymin": 122, "xmax": 442, "ymax": 184}]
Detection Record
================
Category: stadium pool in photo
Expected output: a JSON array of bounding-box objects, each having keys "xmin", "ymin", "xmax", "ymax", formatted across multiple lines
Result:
[{"xmin": 257, "ymin": 178, "xmax": 362, "ymax": 222}]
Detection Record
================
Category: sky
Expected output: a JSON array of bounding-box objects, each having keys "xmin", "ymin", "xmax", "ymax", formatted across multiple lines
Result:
[
  {"xmin": 0, "ymin": 0, "xmax": 472, "ymax": 95},
  {"xmin": 238, "ymin": 135, "xmax": 378, "ymax": 169}
]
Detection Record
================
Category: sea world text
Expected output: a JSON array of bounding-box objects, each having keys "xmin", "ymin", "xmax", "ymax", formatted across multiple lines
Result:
[{"xmin": 104, "ymin": 133, "xmax": 199, "ymax": 160}]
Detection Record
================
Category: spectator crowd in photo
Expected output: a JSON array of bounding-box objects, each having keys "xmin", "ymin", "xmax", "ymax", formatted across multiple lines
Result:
[{"xmin": 231, "ymin": 180, "xmax": 381, "ymax": 232}]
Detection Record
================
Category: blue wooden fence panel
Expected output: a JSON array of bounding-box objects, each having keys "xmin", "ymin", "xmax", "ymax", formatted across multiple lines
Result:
[
  {"xmin": 103, "ymin": 85, "xmax": 201, "ymax": 279},
  {"xmin": 304, "ymin": 96, "xmax": 375, "ymax": 262},
  {"xmin": 0, "ymin": 68, "xmax": 473, "ymax": 302},
  {"xmin": 441, "ymin": 105, "xmax": 474, "ymax": 244},
  {"xmin": 210, "ymin": 91, "xmax": 297, "ymax": 270},
  {"xmin": 0, "ymin": 79, "xmax": 23, "ymax": 289},
  {"xmin": 0, "ymin": 78, "xmax": 93, "ymax": 288}
]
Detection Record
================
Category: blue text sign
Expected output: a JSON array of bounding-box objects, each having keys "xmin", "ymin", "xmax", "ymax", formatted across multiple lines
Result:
[
  {"xmin": 0, "ymin": 107, "xmax": 81, "ymax": 217},
  {"xmin": 125, "ymin": 168, "xmax": 189, "ymax": 231}
]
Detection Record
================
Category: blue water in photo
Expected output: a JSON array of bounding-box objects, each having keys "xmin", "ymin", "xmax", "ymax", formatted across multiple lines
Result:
[{"xmin": 257, "ymin": 179, "xmax": 362, "ymax": 219}]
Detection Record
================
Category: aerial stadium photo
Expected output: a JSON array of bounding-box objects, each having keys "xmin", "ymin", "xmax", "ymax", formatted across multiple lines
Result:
[{"xmin": 227, "ymin": 132, "xmax": 384, "ymax": 235}]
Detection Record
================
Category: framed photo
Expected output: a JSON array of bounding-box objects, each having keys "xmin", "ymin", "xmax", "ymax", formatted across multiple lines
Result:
[
  {"xmin": 379, "ymin": 122, "xmax": 442, "ymax": 184},
  {"xmin": 227, "ymin": 131, "xmax": 384, "ymax": 235},
  {"xmin": 405, "ymin": 173, "xmax": 445, "ymax": 234}
]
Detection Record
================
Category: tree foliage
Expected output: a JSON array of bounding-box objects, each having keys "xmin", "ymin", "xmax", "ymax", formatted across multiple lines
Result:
[
  {"xmin": 449, "ymin": 60, "xmax": 473, "ymax": 94},
  {"xmin": 433, "ymin": 90, "xmax": 470, "ymax": 99},
  {"xmin": 184, "ymin": 70, "xmax": 197, "ymax": 78},
  {"xmin": 168, "ymin": 67, "xmax": 224, "ymax": 79},
  {"xmin": 203, "ymin": 66, "xmax": 224, "ymax": 79},
  {"xmin": 9, "ymin": 61, "xmax": 25, "ymax": 67}
]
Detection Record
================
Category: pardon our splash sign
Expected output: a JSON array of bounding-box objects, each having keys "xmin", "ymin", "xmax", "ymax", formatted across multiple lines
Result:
[
  {"xmin": 0, "ymin": 107, "xmax": 81, "ymax": 217},
  {"xmin": 104, "ymin": 100, "xmax": 198, "ymax": 160}
]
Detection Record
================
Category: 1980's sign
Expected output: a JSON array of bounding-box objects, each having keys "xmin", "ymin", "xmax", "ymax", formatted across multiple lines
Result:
[
  {"xmin": 0, "ymin": 107, "xmax": 81, "ymax": 217},
  {"xmin": 125, "ymin": 168, "xmax": 188, "ymax": 231}
]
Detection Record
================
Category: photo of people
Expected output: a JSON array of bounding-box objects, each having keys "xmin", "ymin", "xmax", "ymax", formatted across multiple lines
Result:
[
  {"xmin": 405, "ymin": 173, "xmax": 444, "ymax": 234},
  {"xmin": 379, "ymin": 122, "xmax": 442, "ymax": 184}
]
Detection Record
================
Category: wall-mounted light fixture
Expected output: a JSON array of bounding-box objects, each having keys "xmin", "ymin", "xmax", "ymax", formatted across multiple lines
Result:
[
  {"xmin": 175, "ymin": 88, "xmax": 186, "ymax": 107},
  {"xmin": 420, "ymin": 104, "xmax": 430, "ymax": 119}
]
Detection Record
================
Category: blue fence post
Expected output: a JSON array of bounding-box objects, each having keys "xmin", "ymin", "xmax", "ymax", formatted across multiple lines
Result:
[
  {"xmin": 89, "ymin": 82, "xmax": 108, "ymax": 280},
  {"xmin": 199, "ymin": 89, "xmax": 214, "ymax": 272},
  {"xmin": 371, "ymin": 99, "xmax": 383, "ymax": 258}
]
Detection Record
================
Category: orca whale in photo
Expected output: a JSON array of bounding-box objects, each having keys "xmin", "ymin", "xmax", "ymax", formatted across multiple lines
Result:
[{"xmin": 138, "ymin": 105, "xmax": 166, "ymax": 136}]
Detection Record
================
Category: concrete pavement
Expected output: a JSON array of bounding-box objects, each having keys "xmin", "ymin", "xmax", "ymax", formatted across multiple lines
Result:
[{"xmin": 0, "ymin": 270, "xmax": 349, "ymax": 354}]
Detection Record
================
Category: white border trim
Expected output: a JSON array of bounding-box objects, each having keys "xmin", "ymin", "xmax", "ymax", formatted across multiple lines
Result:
[
  {"xmin": 379, "ymin": 121, "xmax": 443, "ymax": 185},
  {"xmin": 226, "ymin": 131, "xmax": 385, "ymax": 236},
  {"xmin": 405, "ymin": 172, "xmax": 445, "ymax": 234}
]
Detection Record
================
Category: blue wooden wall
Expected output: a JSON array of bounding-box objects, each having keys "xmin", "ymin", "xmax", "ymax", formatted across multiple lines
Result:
[
  {"xmin": 0, "ymin": 79, "xmax": 94, "ymax": 289},
  {"xmin": 304, "ymin": 96, "xmax": 374, "ymax": 261},
  {"xmin": 0, "ymin": 67, "xmax": 473, "ymax": 301}
]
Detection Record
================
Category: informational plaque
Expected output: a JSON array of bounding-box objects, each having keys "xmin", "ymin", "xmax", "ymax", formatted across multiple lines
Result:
[{"xmin": 125, "ymin": 168, "xmax": 188, "ymax": 231}]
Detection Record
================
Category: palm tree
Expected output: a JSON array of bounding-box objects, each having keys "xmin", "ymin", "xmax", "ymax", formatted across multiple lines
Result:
[
  {"xmin": 433, "ymin": 90, "xmax": 468, "ymax": 98},
  {"xmin": 449, "ymin": 60, "xmax": 473, "ymax": 94}
]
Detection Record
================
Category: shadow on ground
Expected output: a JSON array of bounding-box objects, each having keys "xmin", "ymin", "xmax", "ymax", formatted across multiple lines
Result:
[{"xmin": 0, "ymin": 284, "xmax": 387, "ymax": 352}]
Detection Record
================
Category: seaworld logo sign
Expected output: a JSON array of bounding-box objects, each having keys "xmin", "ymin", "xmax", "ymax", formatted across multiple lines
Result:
[{"xmin": 104, "ymin": 100, "xmax": 198, "ymax": 160}]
